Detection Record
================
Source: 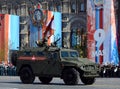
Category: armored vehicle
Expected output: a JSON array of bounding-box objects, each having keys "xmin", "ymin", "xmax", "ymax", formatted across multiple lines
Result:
[{"xmin": 11, "ymin": 42, "xmax": 100, "ymax": 85}]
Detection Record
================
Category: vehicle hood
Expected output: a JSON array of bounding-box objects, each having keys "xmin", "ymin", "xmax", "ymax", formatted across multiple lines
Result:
[{"xmin": 61, "ymin": 57, "xmax": 97, "ymax": 66}]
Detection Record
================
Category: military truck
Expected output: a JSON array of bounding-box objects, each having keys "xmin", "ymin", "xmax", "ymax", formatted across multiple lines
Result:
[{"xmin": 11, "ymin": 42, "xmax": 100, "ymax": 85}]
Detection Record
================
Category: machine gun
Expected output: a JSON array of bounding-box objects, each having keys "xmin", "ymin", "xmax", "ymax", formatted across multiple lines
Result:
[{"xmin": 51, "ymin": 38, "xmax": 61, "ymax": 47}]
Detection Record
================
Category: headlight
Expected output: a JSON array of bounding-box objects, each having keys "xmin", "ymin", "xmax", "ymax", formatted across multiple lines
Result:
[
  {"xmin": 95, "ymin": 64, "xmax": 100, "ymax": 69},
  {"xmin": 80, "ymin": 66, "xmax": 85, "ymax": 70},
  {"xmin": 80, "ymin": 65, "xmax": 96, "ymax": 70}
]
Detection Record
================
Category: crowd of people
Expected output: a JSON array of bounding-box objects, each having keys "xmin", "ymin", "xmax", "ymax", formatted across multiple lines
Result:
[
  {"xmin": 99, "ymin": 65, "xmax": 120, "ymax": 77},
  {"xmin": 0, "ymin": 63, "xmax": 16, "ymax": 76}
]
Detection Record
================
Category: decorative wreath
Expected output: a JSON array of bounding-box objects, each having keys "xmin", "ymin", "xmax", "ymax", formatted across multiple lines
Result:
[{"xmin": 28, "ymin": 6, "xmax": 45, "ymax": 27}]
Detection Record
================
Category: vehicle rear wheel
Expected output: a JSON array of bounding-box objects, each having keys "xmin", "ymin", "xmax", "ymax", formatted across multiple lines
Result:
[
  {"xmin": 39, "ymin": 77, "xmax": 53, "ymax": 84},
  {"xmin": 62, "ymin": 68, "xmax": 79, "ymax": 85},
  {"xmin": 80, "ymin": 77, "xmax": 95, "ymax": 85},
  {"xmin": 19, "ymin": 67, "xmax": 35, "ymax": 84}
]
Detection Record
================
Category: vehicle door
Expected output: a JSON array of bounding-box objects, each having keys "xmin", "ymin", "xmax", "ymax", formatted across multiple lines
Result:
[{"xmin": 45, "ymin": 51, "xmax": 62, "ymax": 75}]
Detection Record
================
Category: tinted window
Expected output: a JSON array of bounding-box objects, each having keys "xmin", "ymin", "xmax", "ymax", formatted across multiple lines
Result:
[
  {"xmin": 61, "ymin": 51, "xmax": 69, "ymax": 57},
  {"xmin": 37, "ymin": 52, "xmax": 45, "ymax": 56},
  {"xmin": 70, "ymin": 51, "xmax": 78, "ymax": 57},
  {"xmin": 53, "ymin": 53, "xmax": 58, "ymax": 59},
  {"xmin": 24, "ymin": 51, "xmax": 31, "ymax": 56},
  {"xmin": 47, "ymin": 52, "xmax": 58, "ymax": 59}
]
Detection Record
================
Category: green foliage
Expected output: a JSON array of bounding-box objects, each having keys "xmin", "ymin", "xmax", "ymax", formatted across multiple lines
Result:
[{"xmin": 74, "ymin": 45, "xmax": 87, "ymax": 58}]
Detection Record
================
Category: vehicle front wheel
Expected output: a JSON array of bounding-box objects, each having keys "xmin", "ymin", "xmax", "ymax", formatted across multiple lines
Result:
[
  {"xmin": 62, "ymin": 68, "xmax": 79, "ymax": 85},
  {"xmin": 19, "ymin": 67, "xmax": 35, "ymax": 84},
  {"xmin": 80, "ymin": 77, "xmax": 95, "ymax": 85},
  {"xmin": 39, "ymin": 77, "xmax": 53, "ymax": 84}
]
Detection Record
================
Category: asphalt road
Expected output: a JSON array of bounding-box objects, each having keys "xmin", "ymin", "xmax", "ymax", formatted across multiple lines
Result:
[{"xmin": 0, "ymin": 76, "xmax": 120, "ymax": 89}]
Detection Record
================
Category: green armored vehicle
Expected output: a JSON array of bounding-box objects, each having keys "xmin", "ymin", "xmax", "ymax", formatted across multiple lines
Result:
[{"xmin": 11, "ymin": 42, "xmax": 100, "ymax": 85}]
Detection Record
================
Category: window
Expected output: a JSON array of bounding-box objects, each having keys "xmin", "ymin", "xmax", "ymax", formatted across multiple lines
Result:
[
  {"xmin": 37, "ymin": 52, "xmax": 45, "ymax": 56},
  {"xmin": 49, "ymin": 2, "xmax": 53, "ymax": 11},
  {"xmin": 71, "ymin": 3, "xmax": 76, "ymax": 13},
  {"xmin": 42, "ymin": 3, "xmax": 47, "ymax": 10},
  {"xmin": 61, "ymin": 51, "xmax": 69, "ymax": 58},
  {"xmin": 8, "ymin": 8, "xmax": 11, "ymax": 14},
  {"xmin": 71, "ymin": 28, "xmax": 85, "ymax": 47},
  {"xmin": 47, "ymin": 52, "xmax": 58, "ymax": 59},
  {"xmin": 21, "ymin": 5, "xmax": 26, "ymax": 16},
  {"xmin": 62, "ymin": 22, "xmax": 67, "ymax": 28},
  {"xmin": 63, "ymin": 32, "xmax": 70, "ymax": 48},
  {"xmin": 81, "ymin": 3, "xmax": 85, "ymax": 11},
  {"xmin": 2, "ymin": 7, "xmax": 7, "ymax": 14},
  {"xmin": 62, "ymin": 2, "xmax": 69, "ymax": 13},
  {"xmin": 0, "ymin": 15, "xmax": 4, "ymax": 29},
  {"xmin": 0, "ymin": 22, "xmax": 1, "ymax": 28},
  {"xmin": 70, "ymin": 51, "xmax": 79, "ymax": 57},
  {"xmin": 71, "ymin": 27, "xmax": 78, "ymax": 47},
  {"xmin": 24, "ymin": 51, "xmax": 31, "ymax": 56},
  {"xmin": 56, "ymin": 4, "xmax": 61, "ymax": 12},
  {"xmin": 17, "ymin": 6, "xmax": 21, "ymax": 15},
  {"xmin": 79, "ymin": 3, "xmax": 85, "ymax": 12},
  {"xmin": 71, "ymin": 26, "xmax": 87, "ymax": 57},
  {"xmin": 53, "ymin": 53, "xmax": 58, "ymax": 59},
  {"xmin": 61, "ymin": 51, "xmax": 79, "ymax": 58},
  {"xmin": 0, "ymin": 6, "xmax": 2, "ymax": 13}
]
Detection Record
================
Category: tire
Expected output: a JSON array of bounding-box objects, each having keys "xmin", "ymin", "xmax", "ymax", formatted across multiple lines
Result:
[
  {"xmin": 62, "ymin": 68, "xmax": 79, "ymax": 85},
  {"xmin": 11, "ymin": 52, "xmax": 17, "ymax": 66},
  {"xmin": 81, "ymin": 77, "xmax": 95, "ymax": 85},
  {"xmin": 39, "ymin": 77, "xmax": 53, "ymax": 84},
  {"xmin": 19, "ymin": 67, "xmax": 35, "ymax": 84}
]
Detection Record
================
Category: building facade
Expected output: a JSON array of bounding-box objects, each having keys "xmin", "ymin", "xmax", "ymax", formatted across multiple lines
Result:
[
  {"xmin": 0, "ymin": 0, "xmax": 120, "ymax": 60},
  {"xmin": 0, "ymin": 0, "xmax": 87, "ymax": 57}
]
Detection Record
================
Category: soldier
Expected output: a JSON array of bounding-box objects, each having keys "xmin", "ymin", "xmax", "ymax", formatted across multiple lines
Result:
[{"xmin": 36, "ymin": 38, "xmax": 48, "ymax": 47}]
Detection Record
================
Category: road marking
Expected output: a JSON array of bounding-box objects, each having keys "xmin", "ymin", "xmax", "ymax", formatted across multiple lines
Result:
[
  {"xmin": 90, "ymin": 84, "xmax": 120, "ymax": 88},
  {"xmin": 0, "ymin": 87, "xmax": 18, "ymax": 89}
]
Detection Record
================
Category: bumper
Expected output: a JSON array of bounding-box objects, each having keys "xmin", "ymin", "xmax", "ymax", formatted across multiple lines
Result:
[{"xmin": 83, "ymin": 71, "xmax": 99, "ymax": 77}]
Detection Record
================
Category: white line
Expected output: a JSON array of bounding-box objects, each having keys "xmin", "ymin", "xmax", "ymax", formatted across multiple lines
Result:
[
  {"xmin": 0, "ymin": 87, "xmax": 18, "ymax": 89},
  {"xmin": 90, "ymin": 84, "xmax": 120, "ymax": 88}
]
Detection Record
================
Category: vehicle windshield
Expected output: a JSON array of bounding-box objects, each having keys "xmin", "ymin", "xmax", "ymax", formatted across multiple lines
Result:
[
  {"xmin": 70, "ymin": 51, "xmax": 79, "ymax": 57},
  {"xmin": 61, "ymin": 51, "xmax": 79, "ymax": 58}
]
